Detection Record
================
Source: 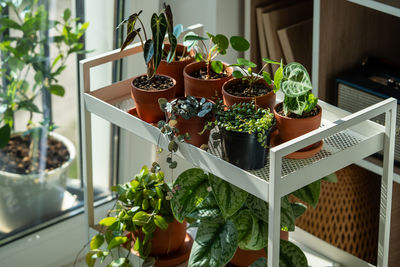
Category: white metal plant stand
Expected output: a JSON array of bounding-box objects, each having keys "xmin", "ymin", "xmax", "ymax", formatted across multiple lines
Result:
[{"xmin": 79, "ymin": 25, "xmax": 396, "ymax": 267}]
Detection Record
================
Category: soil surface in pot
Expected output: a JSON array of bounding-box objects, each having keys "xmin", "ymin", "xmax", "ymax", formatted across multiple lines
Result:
[
  {"xmin": 276, "ymin": 103, "xmax": 320, "ymax": 119},
  {"xmin": 0, "ymin": 135, "xmax": 70, "ymax": 174},
  {"xmin": 225, "ymin": 79, "xmax": 272, "ymax": 97},
  {"xmin": 190, "ymin": 67, "xmax": 229, "ymax": 80},
  {"xmin": 133, "ymin": 75, "xmax": 174, "ymax": 90}
]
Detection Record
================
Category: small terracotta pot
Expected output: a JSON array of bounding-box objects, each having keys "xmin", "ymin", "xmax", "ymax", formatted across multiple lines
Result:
[
  {"xmin": 157, "ymin": 44, "xmax": 195, "ymax": 97},
  {"xmin": 273, "ymin": 102, "xmax": 322, "ymax": 143},
  {"xmin": 222, "ymin": 78, "xmax": 276, "ymax": 112},
  {"xmin": 167, "ymin": 97, "xmax": 214, "ymax": 148},
  {"xmin": 132, "ymin": 220, "xmax": 187, "ymax": 256},
  {"xmin": 131, "ymin": 74, "xmax": 176, "ymax": 123},
  {"xmin": 230, "ymin": 230, "xmax": 289, "ymax": 267},
  {"xmin": 183, "ymin": 61, "xmax": 233, "ymax": 99}
]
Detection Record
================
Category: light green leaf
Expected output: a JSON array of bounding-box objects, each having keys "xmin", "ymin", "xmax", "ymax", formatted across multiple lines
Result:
[
  {"xmin": 262, "ymin": 58, "xmax": 280, "ymax": 65},
  {"xmin": 110, "ymin": 257, "xmax": 129, "ymax": 267},
  {"xmin": 273, "ymin": 66, "xmax": 283, "ymax": 92},
  {"xmin": 209, "ymin": 173, "xmax": 248, "ymax": 218},
  {"xmin": 85, "ymin": 252, "xmax": 96, "ymax": 267},
  {"xmin": 232, "ymin": 70, "xmax": 243, "ymax": 79},
  {"xmin": 280, "ymin": 62, "xmax": 312, "ymax": 98},
  {"xmin": 90, "ymin": 234, "xmax": 104, "ymax": 250},
  {"xmin": 292, "ymin": 179, "xmax": 321, "ymax": 208},
  {"xmin": 263, "ymin": 71, "xmax": 272, "ymax": 85},
  {"xmin": 194, "ymin": 53, "xmax": 203, "ymax": 62},
  {"xmin": 211, "ymin": 60, "xmax": 223, "ymax": 74},
  {"xmin": 188, "ymin": 220, "xmax": 238, "ymax": 267},
  {"xmin": 323, "ymin": 172, "xmax": 338, "ymax": 183},
  {"xmin": 154, "ymin": 215, "xmax": 168, "ymax": 230},
  {"xmin": 237, "ymin": 58, "xmax": 257, "ymax": 68},
  {"xmin": 99, "ymin": 217, "xmax": 116, "ymax": 227},
  {"xmin": 107, "ymin": 236, "xmax": 128, "ymax": 250},
  {"xmin": 63, "ymin": 8, "xmax": 71, "ymax": 21},
  {"xmin": 171, "ymin": 168, "xmax": 210, "ymax": 222},
  {"xmin": 132, "ymin": 211, "xmax": 151, "ymax": 226}
]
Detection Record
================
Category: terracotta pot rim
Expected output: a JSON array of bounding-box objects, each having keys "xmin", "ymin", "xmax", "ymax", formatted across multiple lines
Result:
[
  {"xmin": 131, "ymin": 73, "xmax": 176, "ymax": 93},
  {"xmin": 273, "ymin": 102, "xmax": 322, "ymax": 121},
  {"xmin": 161, "ymin": 43, "xmax": 194, "ymax": 66},
  {"xmin": 222, "ymin": 78, "xmax": 275, "ymax": 100},
  {"xmin": 183, "ymin": 61, "xmax": 233, "ymax": 82}
]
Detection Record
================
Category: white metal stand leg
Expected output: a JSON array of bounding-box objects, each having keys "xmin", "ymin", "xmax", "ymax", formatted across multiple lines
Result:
[
  {"xmin": 268, "ymin": 151, "xmax": 282, "ymax": 267},
  {"xmin": 377, "ymin": 102, "xmax": 396, "ymax": 267}
]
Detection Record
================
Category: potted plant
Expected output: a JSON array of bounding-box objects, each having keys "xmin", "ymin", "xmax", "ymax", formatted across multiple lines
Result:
[
  {"xmin": 158, "ymin": 96, "xmax": 214, "ymax": 148},
  {"xmin": 210, "ymin": 101, "xmax": 275, "ymax": 170},
  {"xmin": 182, "ymin": 32, "xmax": 249, "ymax": 99},
  {"xmin": 222, "ymin": 57, "xmax": 283, "ymax": 112},
  {"xmin": 155, "ymin": 4, "xmax": 195, "ymax": 97},
  {"xmin": 170, "ymin": 168, "xmax": 327, "ymax": 267},
  {"xmin": 118, "ymin": 8, "xmax": 176, "ymax": 123},
  {"xmin": 272, "ymin": 62, "xmax": 322, "ymax": 158},
  {"xmin": 86, "ymin": 165, "xmax": 190, "ymax": 267},
  {"xmin": 0, "ymin": 1, "xmax": 88, "ymax": 232}
]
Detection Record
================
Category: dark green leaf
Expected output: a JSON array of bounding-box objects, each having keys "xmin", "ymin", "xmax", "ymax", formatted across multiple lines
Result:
[
  {"xmin": 0, "ymin": 124, "xmax": 11, "ymax": 148},
  {"xmin": 48, "ymin": 85, "xmax": 65, "ymax": 96},
  {"xmin": 19, "ymin": 101, "xmax": 40, "ymax": 113},
  {"xmin": 209, "ymin": 173, "xmax": 248, "ymax": 218},
  {"xmin": 166, "ymin": 34, "xmax": 177, "ymax": 63},
  {"xmin": 85, "ymin": 252, "xmax": 96, "ymax": 267},
  {"xmin": 213, "ymin": 34, "xmax": 229, "ymax": 51},
  {"xmin": 34, "ymin": 71, "xmax": 43, "ymax": 84},
  {"xmin": 183, "ymin": 34, "xmax": 208, "ymax": 41},
  {"xmin": 291, "ymin": 202, "xmax": 307, "ymax": 219},
  {"xmin": 280, "ymin": 240, "xmax": 308, "ymax": 267},
  {"xmin": 163, "ymin": 3, "xmax": 173, "ymax": 34},
  {"xmin": 280, "ymin": 196, "xmax": 295, "ymax": 231},
  {"xmin": 107, "ymin": 236, "xmax": 128, "ymax": 250},
  {"xmin": 292, "ymin": 179, "xmax": 321, "ymax": 208},
  {"xmin": 143, "ymin": 39, "xmax": 154, "ymax": 65},
  {"xmin": 262, "ymin": 58, "xmax": 280, "ymax": 65},
  {"xmin": 188, "ymin": 220, "xmax": 238, "ymax": 267},
  {"xmin": 211, "ymin": 60, "xmax": 223, "ymax": 74},
  {"xmin": 90, "ymin": 234, "xmax": 104, "ymax": 250},
  {"xmin": 151, "ymin": 13, "xmax": 168, "ymax": 75},
  {"xmin": 0, "ymin": 18, "xmax": 21, "ymax": 30},
  {"xmin": 250, "ymin": 257, "xmax": 267, "ymax": 267},
  {"xmin": 171, "ymin": 168, "xmax": 209, "ymax": 222},
  {"xmin": 187, "ymin": 193, "xmax": 221, "ymax": 220},
  {"xmin": 120, "ymin": 28, "xmax": 141, "ymax": 51},
  {"xmin": 230, "ymin": 36, "xmax": 250, "ymax": 52},
  {"xmin": 235, "ymin": 208, "xmax": 268, "ymax": 250}
]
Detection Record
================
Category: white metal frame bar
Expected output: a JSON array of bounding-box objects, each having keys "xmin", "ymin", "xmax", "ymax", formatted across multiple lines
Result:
[
  {"xmin": 347, "ymin": 0, "xmax": 400, "ymax": 18},
  {"xmin": 267, "ymin": 98, "xmax": 396, "ymax": 267}
]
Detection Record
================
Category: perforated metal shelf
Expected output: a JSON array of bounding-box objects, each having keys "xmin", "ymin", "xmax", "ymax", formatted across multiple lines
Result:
[{"xmin": 115, "ymin": 97, "xmax": 365, "ymax": 181}]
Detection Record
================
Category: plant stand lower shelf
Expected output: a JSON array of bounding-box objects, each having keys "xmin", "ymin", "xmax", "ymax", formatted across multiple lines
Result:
[{"xmin": 79, "ymin": 25, "xmax": 396, "ymax": 267}]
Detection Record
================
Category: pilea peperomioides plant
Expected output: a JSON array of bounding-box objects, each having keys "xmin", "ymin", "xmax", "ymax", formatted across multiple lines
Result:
[
  {"xmin": 280, "ymin": 62, "xmax": 318, "ymax": 116},
  {"xmin": 170, "ymin": 168, "xmax": 336, "ymax": 267},
  {"xmin": 183, "ymin": 32, "xmax": 249, "ymax": 79}
]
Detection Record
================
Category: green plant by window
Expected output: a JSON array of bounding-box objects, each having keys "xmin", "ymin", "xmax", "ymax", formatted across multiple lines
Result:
[
  {"xmin": 230, "ymin": 57, "xmax": 283, "ymax": 95},
  {"xmin": 86, "ymin": 165, "xmax": 173, "ymax": 266},
  {"xmin": 118, "ymin": 4, "xmax": 180, "ymax": 78},
  {"xmin": 213, "ymin": 102, "xmax": 275, "ymax": 148},
  {"xmin": 0, "ymin": 0, "xmax": 89, "ymax": 148},
  {"xmin": 280, "ymin": 62, "xmax": 318, "ymax": 116},
  {"xmin": 182, "ymin": 32, "xmax": 249, "ymax": 79}
]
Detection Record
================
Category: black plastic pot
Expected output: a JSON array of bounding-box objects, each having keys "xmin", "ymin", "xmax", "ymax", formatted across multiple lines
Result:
[{"xmin": 221, "ymin": 129, "xmax": 267, "ymax": 170}]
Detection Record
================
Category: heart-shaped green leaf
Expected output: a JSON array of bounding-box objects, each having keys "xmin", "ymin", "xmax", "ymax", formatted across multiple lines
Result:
[
  {"xmin": 280, "ymin": 62, "xmax": 312, "ymax": 98},
  {"xmin": 292, "ymin": 179, "xmax": 321, "ymax": 208},
  {"xmin": 237, "ymin": 58, "xmax": 257, "ymax": 68},
  {"xmin": 230, "ymin": 36, "xmax": 250, "ymax": 52},
  {"xmin": 107, "ymin": 236, "xmax": 128, "ymax": 250},
  {"xmin": 211, "ymin": 60, "xmax": 223, "ymax": 74},
  {"xmin": 90, "ymin": 234, "xmax": 104, "ymax": 250},
  {"xmin": 143, "ymin": 39, "xmax": 154, "ymax": 65}
]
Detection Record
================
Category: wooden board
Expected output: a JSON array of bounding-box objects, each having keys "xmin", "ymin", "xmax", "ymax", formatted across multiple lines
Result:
[
  {"xmin": 262, "ymin": 0, "xmax": 312, "ymax": 71},
  {"xmin": 277, "ymin": 19, "xmax": 312, "ymax": 73},
  {"xmin": 256, "ymin": 0, "xmax": 293, "ymax": 73}
]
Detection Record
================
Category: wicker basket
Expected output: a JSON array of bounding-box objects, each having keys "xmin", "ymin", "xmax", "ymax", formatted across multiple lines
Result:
[{"xmin": 293, "ymin": 164, "xmax": 380, "ymax": 265}]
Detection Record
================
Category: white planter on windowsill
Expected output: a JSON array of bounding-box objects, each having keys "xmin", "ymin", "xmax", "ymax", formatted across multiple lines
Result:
[{"xmin": 0, "ymin": 132, "xmax": 76, "ymax": 233}]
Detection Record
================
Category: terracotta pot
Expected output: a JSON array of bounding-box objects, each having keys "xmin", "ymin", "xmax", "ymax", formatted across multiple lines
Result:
[
  {"xmin": 131, "ymin": 74, "xmax": 176, "ymax": 123},
  {"xmin": 230, "ymin": 230, "xmax": 289, "ymax": 267},
  {"xmin": 222, "ymin": 78, "xmax": 276, "ymax": 112},
  {"xmin": 132, "ymin": 220, "xmax": 187, "ymax": 256},
  {"xmin": 167, "ymin": 97, "xmax": 214, "ymax": 148},
  {"xmin": 157, "ymin": 44, "xmax": 195, "ymax": 97},
  {"xmin": 273, "ymin": 102, "xmax": 322, "ymax": 143},
  {"xmin": 183, "ymin": 61, "xmax": 233, "ymax": 99}
]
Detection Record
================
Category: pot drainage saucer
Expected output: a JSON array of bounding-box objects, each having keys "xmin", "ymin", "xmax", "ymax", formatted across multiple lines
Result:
[
  {"xmin": 131, "ymin": 233, "xmax": 193, "ymax": 267},
  {"xmin": 270, "ymin": 130, "xmax": 323, "ymax": 159},
  {"xmin": 127, "ymin": 107, "xmax": 158, "ymax": 127}
]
